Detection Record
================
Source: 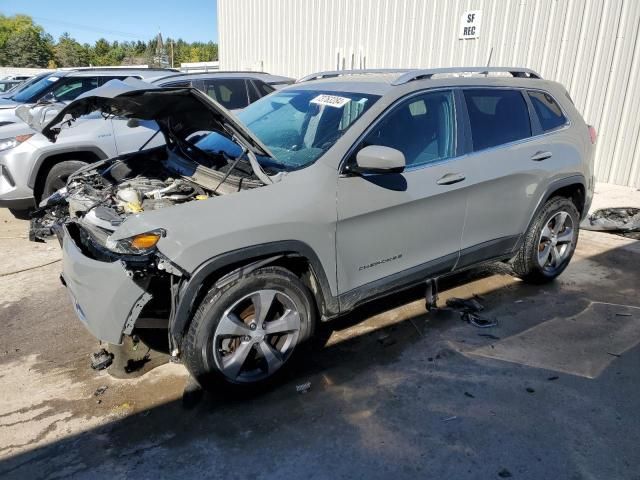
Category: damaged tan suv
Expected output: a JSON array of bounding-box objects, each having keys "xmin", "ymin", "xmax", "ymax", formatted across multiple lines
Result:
[{"xmin": 30, "ymin": 68, "xmax": 595, "ymax": 392}]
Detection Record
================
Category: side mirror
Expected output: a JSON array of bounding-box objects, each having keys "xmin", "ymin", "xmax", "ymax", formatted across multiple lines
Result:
[
  {"xmin": 126, "ymin": 118, "xmax": 142, "ymax": 128},
  {"xmin": 353, "ymin": 145, "xmax": 405, "ymax": 174}
]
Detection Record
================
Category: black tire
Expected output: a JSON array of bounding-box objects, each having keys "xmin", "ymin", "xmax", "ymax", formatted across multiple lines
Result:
[
  {"xmin": 182, "ymin": 266, "xmax": 316, "ymax": 394},
  {"xmin": 512, "ymin": 196, "xmax": 580, "ymax": 284},
  {"xmin": 41, "ymin": 160, "xmax": 88, "ymax": 200}
]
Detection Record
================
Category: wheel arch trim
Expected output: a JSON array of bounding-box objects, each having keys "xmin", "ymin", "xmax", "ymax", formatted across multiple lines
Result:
[
  {"xmin": 514, "ymin": 174, "xmax": 586, "ymax": 253},
  {"xmin": 170, "ymin": 240, "xmax": 338, "ymax": 342},
  {"xmin": 27, "ymin": 146, "xmax": 110, "ymax": 189}
]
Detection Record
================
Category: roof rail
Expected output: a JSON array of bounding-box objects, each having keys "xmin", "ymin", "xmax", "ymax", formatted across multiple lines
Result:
[
  {"xmin": 62, "ymin": 67, "xmax": 179, "ymax": 72},
  {"xmin": 297, "ymin": 68, "xmax": 412, "ymax": 83},
  {"xmin": 391, "ymin": 67, "xmax": 541, "ymax": 85}
]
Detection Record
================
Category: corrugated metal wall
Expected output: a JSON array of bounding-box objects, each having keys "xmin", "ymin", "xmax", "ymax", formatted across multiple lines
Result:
[{"xmin": 219, "ymin": 0, "xmax": 640, "ymax": 188}]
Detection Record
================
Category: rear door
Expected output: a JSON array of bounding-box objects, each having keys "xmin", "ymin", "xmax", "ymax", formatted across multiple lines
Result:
[
  {"xmin": 336, "ymin": 89, "xmax": 467, "ymax": 296},
  {"xmin": 456, "ymin": 87, "xmax": 565, "ymax": 267}
]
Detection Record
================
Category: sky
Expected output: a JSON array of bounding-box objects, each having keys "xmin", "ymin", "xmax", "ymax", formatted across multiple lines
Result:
[{"xmin": 1, "ymin": 0, "xmax": 218, "ymax": 44}]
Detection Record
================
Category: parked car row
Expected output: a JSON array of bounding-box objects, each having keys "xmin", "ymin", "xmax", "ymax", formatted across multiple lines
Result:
[{"xmin": 0, "ymin": 67, "xmax": 294, "ymax": 212}]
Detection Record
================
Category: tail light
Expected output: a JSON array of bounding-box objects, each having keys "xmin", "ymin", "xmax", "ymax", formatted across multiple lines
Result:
[{"xmin": 588, "ymin": 125, "xmax": 597, "ymax": 144}]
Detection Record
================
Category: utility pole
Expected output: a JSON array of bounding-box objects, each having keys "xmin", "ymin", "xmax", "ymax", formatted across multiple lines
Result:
[{"xmin": 170, "ymin": 41, "xmax": 174, "ymax": 69}]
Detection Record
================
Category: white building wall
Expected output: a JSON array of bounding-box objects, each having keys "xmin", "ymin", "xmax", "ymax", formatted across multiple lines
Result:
[{"xmin": 219, "ymin": 0, "xmax": 640, "ymax": 188}]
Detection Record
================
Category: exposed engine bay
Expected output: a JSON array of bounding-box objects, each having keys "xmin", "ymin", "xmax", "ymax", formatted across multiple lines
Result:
[{"xmin": 30, "ymin": 145, "xmax": 264, "ymax": 242}]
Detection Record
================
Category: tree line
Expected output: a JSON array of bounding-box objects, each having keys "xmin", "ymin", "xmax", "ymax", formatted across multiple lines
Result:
[{"xmin": 0, "ymin": 14, "xmax": 218, "ymax": 68}]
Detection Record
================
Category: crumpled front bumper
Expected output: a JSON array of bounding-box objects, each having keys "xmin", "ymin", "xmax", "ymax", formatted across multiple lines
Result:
[{"xmin": 60, "ymin": 225, "xmax": 150, "ymax": 345}]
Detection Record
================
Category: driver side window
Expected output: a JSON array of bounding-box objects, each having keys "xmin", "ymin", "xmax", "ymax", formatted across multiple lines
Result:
[{"xmin": 360, "ymin": 90, "xmax": 455, "ymax": 168}]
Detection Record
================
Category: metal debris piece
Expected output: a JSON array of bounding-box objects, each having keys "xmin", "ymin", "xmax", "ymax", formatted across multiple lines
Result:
[
  {"xmin": 464, "ymin": 311, "xmax": 498, "ymax": 328},
  {"xmin": 498, "ymin": 468, "xmax": 513, "ymax": 478},
  {"xmin": 446, "ymin": 297, "xmax": 484, "ymax": 313},
  {"xmin": 464, "ymin": 391, "xmax": 475, "ymax": 398},
  {"xmin": 124, "ymin": 353, "xmax": 151, "ymax": 374},
  {"xmin": 581, "ymin": 207, "xmax": 640, "ymax": 232},
  {"xmin": 526, "ymin": 387, "xmax": 535, "ymax": 393},
  {"xmin": 442, "ymin": 415, "xmax": 458, "ymax": 422},
  {"xmin": 296, "ymin": 381, "xmax": 312, "ymax": 394},
  {"xmin": 94, "ymin": 385, "xmax": 108, "ymax": 396},
  {"xmin": 607, "ymin": 352, "xmax": 621, "ymax": 358},
  {"xmin": 615, "ymin": 312, "xmax": 633, "ymax": 317},
  {"xmin": 547, "ymin": 376, "xmax": 559, "ymax": 381},
  {"xmin": 90, "ymin": 349, "xmax": 114, "ymax": 370}
]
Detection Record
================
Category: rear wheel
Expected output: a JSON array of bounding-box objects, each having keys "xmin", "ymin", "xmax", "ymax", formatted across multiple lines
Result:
[
  {"xmin": 512, "ymin": 196, "xmax": 580, "ymax": 283},
  {"xmin": 41, "ymin": 160, "xmax": 87, "ymax": 200},
  {"xmin": 182, "ymin": 266, "xmax": 316, "ymax": 393}
]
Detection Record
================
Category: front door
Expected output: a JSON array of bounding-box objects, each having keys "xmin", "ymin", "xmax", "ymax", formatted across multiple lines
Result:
[{"xmin": 336, "ymin": 90, "xmax": 468, "ymax": 300}]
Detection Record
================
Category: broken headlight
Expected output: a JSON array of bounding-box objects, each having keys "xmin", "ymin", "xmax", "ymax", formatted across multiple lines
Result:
[{"xmin": 105, "ymin": 229, "xmax": 165, "ymax": 255}]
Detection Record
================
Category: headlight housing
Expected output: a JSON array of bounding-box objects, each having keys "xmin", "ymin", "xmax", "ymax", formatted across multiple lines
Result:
[
  {"xmin": 0, "ymin": 133, "xmax": 33, "ymax": 152},
  {"xmin": 105, "ymin": 229, "xmax": 165, "ymax": 255}
]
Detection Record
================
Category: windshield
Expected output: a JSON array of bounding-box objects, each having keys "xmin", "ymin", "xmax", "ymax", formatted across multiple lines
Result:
[
  {"xmin": 11, "ymin": 73, "xmax": 59, "ymax": 103},
  {"xmin": 193, "ymin": 89, "xmax": 379, "ymax": 171}
]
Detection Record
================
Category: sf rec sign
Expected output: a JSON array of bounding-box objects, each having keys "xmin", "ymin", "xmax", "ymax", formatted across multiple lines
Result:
[{"xmin": 459, "ymin": 10, "xmax": 482, "ymax": 39}]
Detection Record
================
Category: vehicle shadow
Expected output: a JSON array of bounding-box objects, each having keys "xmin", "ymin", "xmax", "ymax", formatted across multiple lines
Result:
[{"xmin": 1, "ymin": 236, "xmax": 639, "ymax": 479}]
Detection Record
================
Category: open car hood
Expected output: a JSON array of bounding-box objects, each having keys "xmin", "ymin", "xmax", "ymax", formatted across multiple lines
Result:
[{"xmin": 17, "ymin": 78, "xmax": 273, "ymax": 159}]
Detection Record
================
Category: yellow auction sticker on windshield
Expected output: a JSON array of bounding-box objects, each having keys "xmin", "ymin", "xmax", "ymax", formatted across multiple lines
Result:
[{"xmin": 310, "ymin": 94, "xmax": 351, "ymax": 108}]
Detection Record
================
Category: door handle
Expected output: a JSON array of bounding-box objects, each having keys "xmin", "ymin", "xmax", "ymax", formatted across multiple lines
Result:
[
  {"xmin": 531, "ymin": 151, "xmax": 553, "ymax": 161},
  {"xmin": 436, "ymin": 173, "xmax": 466, "ymax": 185}
]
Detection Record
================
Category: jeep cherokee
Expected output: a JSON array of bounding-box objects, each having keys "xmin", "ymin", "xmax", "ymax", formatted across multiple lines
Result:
[{"xmin": 30, "ymin": 67, "xmax": 595, "ymax": 392}]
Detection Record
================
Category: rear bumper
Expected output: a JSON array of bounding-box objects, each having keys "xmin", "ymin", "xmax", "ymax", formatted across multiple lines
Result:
[{"xmin": 60, "ymin": 225, "xmax": 151, "ymax": 345}]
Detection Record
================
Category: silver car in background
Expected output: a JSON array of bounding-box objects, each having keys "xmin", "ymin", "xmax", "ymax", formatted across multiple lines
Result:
[{"xmin": 0, "ymin": 70, "xmax": 292, "ymax": 212}]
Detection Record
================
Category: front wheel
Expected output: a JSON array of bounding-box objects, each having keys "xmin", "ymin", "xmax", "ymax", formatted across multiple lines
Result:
[
  {"xmin": 41, "ymin": 160, "xmax": 88, "ymax": 201},
  {"xmin": 182, "ymin": 266, "xmax": 316, "ymax": 393},
  {"xmin": 512, "ymin": 196, "xmax": 580, "ymax": 283}
]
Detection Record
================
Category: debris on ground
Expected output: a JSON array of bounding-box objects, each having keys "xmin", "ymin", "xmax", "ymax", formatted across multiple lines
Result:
[
  {"xmin": 615, "ymin": 312, "xmax": 633, "ymax": 317},
  {"xmin": 94, "ymin": 385, "xmax": 108, "ymax": 396},
  {"xmin": 464, "ymin": 391, "xmax": 475, "ymax": 398},
  {"xmin": 124, "ymin": 352, "xmax": 151, "ymax": 373},
  {"xmin": 526, "ymin": 387, "xmax": 535, "ymax": 393},
  {"xmin": 446, "ymin": 297, "xmax": 484, "ymax": 312},
  {"xmin": 498, "ymin": 468, "xmax": 513, "ymax": 478},
  {"xmin": 296, "ymin": 382, "xmax": 312, "ymax": 394},
  {"xmin": 377, "ymin": 332, "xmax": 397, "ymax": 347},
  {"xmin": 446, "ymin": 297, "xmax": 498, "ymax": 328},
  {"xmin": 464, "ymin": 311, "xmax": 498, "ymax": 328},
  {"xmin": 547, "ymin": 376, "xmax": 559, "ymax": 381},
  {"xmin": 581, "ymin": 207, "xmax": 640, "ymax": 236},
  {"xmin": 90, "ymin": 348, "xmax": 114, "ymax": 370},
  {"xmin": 442, "ymin": 415, "xmax": 458, "ymax": 422},
  {"xmin": 607, "ymin": 352, "xmax": 621, "ymax": 357}
]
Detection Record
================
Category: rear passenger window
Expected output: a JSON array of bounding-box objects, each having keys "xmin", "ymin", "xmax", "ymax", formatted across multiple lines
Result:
[
  {"xmin": 463, "ymin": 89, "xmax": 531, "ymax": 151},
  {"xmin": 361, "ymin": 90, "xmax": 455, "ymax": 167},
  {"xmin": 528, "ymin": 91, "xmax": 567, "ymax": 131},
  {"xmin": 203, "ymin": 79, "xmax": 249, "ymax": 110}
]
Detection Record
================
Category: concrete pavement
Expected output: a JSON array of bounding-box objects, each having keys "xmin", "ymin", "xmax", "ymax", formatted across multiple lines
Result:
[{"xmin": 0, "ymin": 185, "xmax": 639, "ymax": 479}]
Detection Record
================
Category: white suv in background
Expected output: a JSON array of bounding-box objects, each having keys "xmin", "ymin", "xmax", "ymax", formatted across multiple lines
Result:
[{"xmin": 0, "ymin": 70, "xmax": 292, "ymax": 213}]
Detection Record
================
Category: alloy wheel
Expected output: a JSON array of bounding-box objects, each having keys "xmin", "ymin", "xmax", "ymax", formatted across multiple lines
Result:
[
  {"xmin": 212, "ymin": 289, "xmax": 301, "ymax": 383},
  {"xmin": 537, "ymin": 211, "xmax": 575, "ymax": 271}
]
